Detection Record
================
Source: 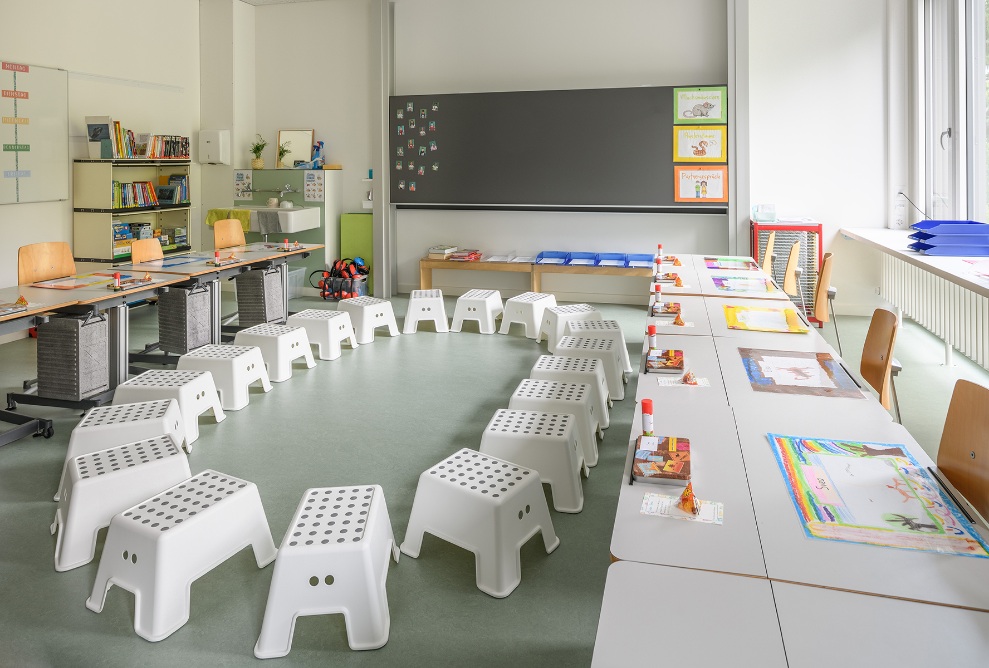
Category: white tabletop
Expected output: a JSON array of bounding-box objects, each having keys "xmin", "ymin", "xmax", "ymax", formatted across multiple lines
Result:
[
  {"xmin": 609, "ymin": 402, "xmax": 766, "ymax": 576},
  {"xmin": 841, "ymin": 227, "xmax": 989, "ymax": 298},
  {"xmin": 592, "ymin": 562, "xmax": 787, "ymax": 667},
  {"xmin": 704, "ymin": 296, "xmax": 815, "ymax": 339},
  {"xmin": 645, "ymin": 294, "xmax": 713, "ymax": 336},
  {"xmin": 636, "ymin": 334, "xmax": 729, "ymax": 408},
  {"xmin": 735, "ymin": 409, "xmax": 989, "ymax": 611},
  {"xmin": 773, "ymin": 581, "xmax": 989, "ymax": 667},
  {"xmin": 649, "ymin": 265, "xmax": 703, "ymax": 297},
  {"xmin": 689, "ymin": 254, "xmax": 763, "ymax": 275}
]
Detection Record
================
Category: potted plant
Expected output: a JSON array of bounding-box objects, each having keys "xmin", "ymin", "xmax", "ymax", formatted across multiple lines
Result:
[
  {"xmin": 250, "ymin": 134, "xmax": 267, "ymax": 169},
  {"xmin": 277, "ymin": 141, "xmax": 292, "ymax": 168}
]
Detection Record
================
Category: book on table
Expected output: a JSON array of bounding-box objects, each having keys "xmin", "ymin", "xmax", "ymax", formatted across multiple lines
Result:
[
  {"xmin": 650, "ymin": 301, "xmax": 681, "ymax": 318},
  {"xmin": 427, "ymin": 244, "xmax": 457, "ymax": 259},
  {"xmin": 654, "ymin": 272, "xmax": 680, "ymax": 284},
  {"xmin": 632, "ymin": 435, "xmax": 691, "ymax": 485},
  {"xmin": 645, "ymin": 349, "xmax": 684, "ymax": 374}
]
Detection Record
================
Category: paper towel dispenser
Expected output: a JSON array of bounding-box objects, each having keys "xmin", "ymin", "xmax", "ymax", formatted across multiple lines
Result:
[{"xmin": 199, "ymin": 130, "xmax": 230, "ymax": 165}]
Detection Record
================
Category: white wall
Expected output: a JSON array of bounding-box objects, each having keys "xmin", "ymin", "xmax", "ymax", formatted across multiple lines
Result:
[
  {"xmin": 389, "ymin": 0, "xmax": 730, "ymax": 298},
  {"xmin": 748, "ymin": 0, "xmax": 887, "ymax": 315},
  {"xmin": 0, "ymin": 0, "xmax": 201, "ymax": 286}
]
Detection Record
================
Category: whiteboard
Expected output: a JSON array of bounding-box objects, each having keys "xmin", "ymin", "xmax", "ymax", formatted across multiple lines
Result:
[{"xmin": 0, "ymin": 60, "xmax": 68, "ymax": 205}]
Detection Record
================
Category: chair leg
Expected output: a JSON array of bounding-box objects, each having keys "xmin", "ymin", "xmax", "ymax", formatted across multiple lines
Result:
[
  {"xmin": 890, "ymin": 375, "xmax": 901, "ymax": 424},
  {"xmin": 828, "ymin": 298, "xmax": 842, "ymax": 356}
]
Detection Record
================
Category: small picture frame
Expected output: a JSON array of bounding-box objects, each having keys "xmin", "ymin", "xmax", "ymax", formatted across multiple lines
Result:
[
  {"xmin": 673, "ymin": 126, "xmax": 727, "ymax": 162},
  {"xmin": 674, "ymin": 165, "xmax": 728, "ymax": 202},
  {"xmin": 673, "ymin": 86, "xmax": 728, "ymax": 124}
]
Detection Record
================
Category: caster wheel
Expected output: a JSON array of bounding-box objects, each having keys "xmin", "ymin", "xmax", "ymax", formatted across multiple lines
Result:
[{"xmin": 44, "ymin": 427, "xmax": 55, "ymax": 439}]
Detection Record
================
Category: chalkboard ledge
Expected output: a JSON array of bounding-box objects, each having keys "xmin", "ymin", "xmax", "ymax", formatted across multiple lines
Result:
[{"xmin": 396, "ymin": 204, "xmax": 728, "ymax": 214}]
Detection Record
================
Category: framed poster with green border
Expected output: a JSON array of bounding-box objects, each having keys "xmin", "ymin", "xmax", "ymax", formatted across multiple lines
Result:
[
  {"xmin": 672, "ymin": 125, "xmax": 727, "ymax": 162},
  {"xmin": 673, "ymin": 86, "xmax": 728, "ymax": 124}
]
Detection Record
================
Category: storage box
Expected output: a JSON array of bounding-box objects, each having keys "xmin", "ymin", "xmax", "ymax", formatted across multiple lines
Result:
[
  {"xmin": 626, "ymin": 253, "xmax": 654, "ymax": 268},
  {"xmin": 535, "ymin": 251, "xmax": 569, "ymax": 265},
  {"xmin": 566, "ymin": 252, "xmax": 597, "ymax": 266},
  {"xmin": 36, "ymin": 314, "xmax": 109, "ymax": 401},
  {"xmin": 235, "ymin": 267, "xmax": 284, "ymax": 326},
  {"xmin": 158, "ymin": 285, "xmax": 211, "ymax": 354},
  {"xmin": 286, "ymin": 267, "xmax": 305, "ymax": 299},
  {"xmin": 596, "ymin": 253, "xmax": 626, "ymax": 267}
]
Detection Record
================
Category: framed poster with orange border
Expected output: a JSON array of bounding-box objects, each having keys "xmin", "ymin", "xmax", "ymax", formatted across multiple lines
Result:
[
  {"xmin": 672, "ymin": 125, "xmax": 727, "ymax": 162},
  {"xmin": 674, "ymin": 166, "xmax": 728, "ymax": 202}
]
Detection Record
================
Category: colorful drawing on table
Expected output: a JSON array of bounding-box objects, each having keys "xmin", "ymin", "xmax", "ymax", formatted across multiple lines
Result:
[
  {"xmin": 640, "ymin": 492, "xmax": 724, "ymax": 525},
  {"xmin": 31, "ymin": 273, "xmax": 129, "ymax": 290},
  {"xmin": 711, "ymin": 275, "xmax": 779, "ymax": 293},
  {"xmin": 723, "ymin": 305, "xmax": 809, "ymax": 334},
  {"xmin": 704, "ymin": 256, "xmax": 759, "ymax": 271},
  {"xmin": 739, "ymin": 348, "xmax": 862, "ymax": 398},
  {"xmin": 136, "ymin": 256, "xmax": 205, "ymax": 268},
  {"xmin": 766, "ymin": 433, "xmax": 989, "ymax": 557}
]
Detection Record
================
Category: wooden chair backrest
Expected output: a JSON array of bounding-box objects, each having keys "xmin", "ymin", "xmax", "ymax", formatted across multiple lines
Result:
[
  {"xmin": 782, "ymin": 240, "xmax": 801, "ymax": 296},
  {"xmin": 761, "ymin": 231, "xmax": 776, "ymax": 275},
  {"xmin": 937, "ymin": 379, "xmax": 989, "ymax": 519},
  {"xmin": 18, "ymin": 241, "xmax": 76, "ymax": 284},
  {"xmin": 130, "ymin": 238, "xmax": 163, "ymax": 264},
  {"xmin": 214, "ymin": 219, "xmax": 246, "ymax": 250},
  {"xmin": 860, "ymin": 308, "xmax": 898, "ymax": 410},
  {"xmin": 813, "ymin": 252, "xmax": 834, "ymax": 323}
]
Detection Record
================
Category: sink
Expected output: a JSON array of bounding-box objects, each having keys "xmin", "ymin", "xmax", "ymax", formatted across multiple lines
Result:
[{"xmin": 242, "ymin": 206, "xmax": 321, "ymax": 233}]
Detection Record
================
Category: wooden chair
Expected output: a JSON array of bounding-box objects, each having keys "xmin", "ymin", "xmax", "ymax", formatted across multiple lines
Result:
[
  {"xmin": 860, "ymin": 308, "xmax": 901, "ymax": 422},
  {"xmin": 18, "ymin": 241, "xmax": 76, "ymax": 284},
  {"xmin": 130, "ymin": 238, "xmax": 164, "ymax": 264},
  {"xmin": 760, "ymin": 230, "xmax": 776, "ymax": 277},
  {"xmin": 214, "ymin": 219, "xmax": 246, "ymax": 250},
  {"xmin": 813, "ymin": 252, "xmax": 841, "ymax": 355},
  {"xmin": 937, "ymin": 379, "xmax": 989, "ymax": 520},
  {"xmin": 781, "ymin": 240, "xmax": 806, "ymax": 312}
]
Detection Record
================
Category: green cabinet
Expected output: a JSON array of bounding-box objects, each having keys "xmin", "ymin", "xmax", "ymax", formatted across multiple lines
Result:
[{"xmin": 340, "ymin": 212, "xmax": 373, "ymax": 295}]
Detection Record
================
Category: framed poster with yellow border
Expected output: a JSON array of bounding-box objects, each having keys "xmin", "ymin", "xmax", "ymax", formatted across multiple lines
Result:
[
  {"xmin": 673, "ymin": 125, "xmax": 726, "ymax": 162},
  {"xmin": 674, "ymin": 165, "xmax": 728, "ymax": 202}
]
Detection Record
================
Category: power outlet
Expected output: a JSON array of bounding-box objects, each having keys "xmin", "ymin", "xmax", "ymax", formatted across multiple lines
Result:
[{"xmin": 891, "ymin": 185, "xmax": 908, "ymax": 229}]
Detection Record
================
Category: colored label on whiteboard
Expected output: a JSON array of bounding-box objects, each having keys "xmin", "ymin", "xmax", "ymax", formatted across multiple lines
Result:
[
  {"xmin": 2, "ymin": 62, "xmax": 30, "ymax": 73},
  {"xmin": 2, "ymin": 90, "xmax": 29, "ymax": 99},
  {"xmin": 3, "ymin": 144, "xmax": 29, "ymax": 151},
  {"xmin": 4, "ymin": 170, "xmax": 31, "ymax": 178},
  {"xmin": 2, "ymin": 116, "xmax": 29, "ymax": 124}
]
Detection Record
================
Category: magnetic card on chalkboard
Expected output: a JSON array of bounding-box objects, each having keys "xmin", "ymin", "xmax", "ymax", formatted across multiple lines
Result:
[
  {"xmin": 396, "ymin": 109, "xmax": 404, "ymax": 119},
  {"xmin": 397, "ymin": 147, "xmax": 404, "ymax": 156},
  {"xmin": 417, "ymin": 166, "xmax": 425, "ymax": 175},
  {"xmin": 420, "ymin": 109, "xmax": 427, "ymax": 118},
  {"xmin": 432, "ymin": 162, "xmax": 439, "ymax": 171},
  {"xmin": 428, "ymin": 121, "xmax": 436, "ymax": 131},
  {"xmin": 398, "ymin": 180, "xmax": 405, "ymax": 190},
  {"xmin": 409, "ymin": 182, "xmax": 416, "ymax": 192},
  {"xmin": 406, "ymin": 102, "xmax": 414, "ymax": 111},
  {"xmin": 395, "ymin": 161, "xmax": 402, "ymax": 170},
  {"xmin": 429, "ymin": 141, "xmax": 437, "ymax": 151},
  {"xmin": 408, "ymin": 139, "xmax": 415, "ymax": 149},
  {"xmin": 418, "ymin": 146, "xmax": 426, "ymax": 156},
  {"xmin": 408, "ymin": 161, "xmax": 415, "ymax": 170},
  {"xmin": 409, "ymin": 119, "xmax": 416, "ymax": 129},
  {"xmin": 431, "ymin": 102, "xmax": 439, "ymax": 111},
  {"xmin": 397, "ymin": 125, "xmax": 404, "ymax": 136}
]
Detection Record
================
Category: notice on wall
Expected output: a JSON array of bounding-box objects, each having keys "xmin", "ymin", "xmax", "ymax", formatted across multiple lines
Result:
[
  {"xmin": 233, "ymin": 169, "xmax": 252, "ymax": 200},
  {"xmin": 304, "ymin": 170, "xmax": 324, "ymax": 202}
]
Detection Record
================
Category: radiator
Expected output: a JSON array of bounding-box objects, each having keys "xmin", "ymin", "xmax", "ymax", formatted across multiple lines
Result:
[{"xmin": 881, "ymin": 253, "xmax": 989, "ymax": 370}]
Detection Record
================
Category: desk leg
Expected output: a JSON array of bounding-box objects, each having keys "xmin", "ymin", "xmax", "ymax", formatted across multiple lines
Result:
[
  {"xmin": 278, "ymin": 262, "xmax": 289, "ymax": 322},
  {"xmin": 208, "ymin": 278, "xmax": 222, "ymax": 344},
  {"xmin": 420, "ymin": 261, "xmax": 432, "ymax": 290},
  {"xmin": 531, "ymin": 267, "xmax": 540, "ymax": 293},
  {"xmin": 106, "ymin": 304, "xmax": 129, "ymax": 388}
]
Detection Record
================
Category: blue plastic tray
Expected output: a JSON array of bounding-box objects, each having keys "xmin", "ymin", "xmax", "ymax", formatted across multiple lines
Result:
[
  {"xmin": 908, "ymin": 241, "xmax": 989, "ymax": 256},
  {"xmin": 626, "ymin": 253, "xmax": 653, "ymax": 268},
  {"xmin": 910, "ymin": 220, "xmax": 987, "ymax": 233},
  {"xmin": 596, "ymin": 253, "xmax": 626, "ymax": 267},
  {"xmin": 566, "ymin": 252, "xmax": 597, "ymax": 266},
  {"xmin": 535, "ymin": 251, "xmax": 569, "ymax": 265}
]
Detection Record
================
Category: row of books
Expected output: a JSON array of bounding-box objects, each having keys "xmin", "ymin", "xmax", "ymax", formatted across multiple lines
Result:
[
  {"xmin": 111, "ymin": 180, "xmax": 159, "ymax": 209},
  {"xmin": 156, "ymin": 174, "xmax": 189, "ymax": 204},
  {"xmin": 85, "ymin": 116, "xmax": 190, "ymax": 160},
  {"xmin": 426, "ymin": 245, "xmax": 482, "ymax": 261}
]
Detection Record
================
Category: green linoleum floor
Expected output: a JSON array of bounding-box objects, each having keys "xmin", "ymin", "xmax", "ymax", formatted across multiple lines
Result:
[{"xmin": 1, "ymin": 294, "xmax": 986, "ymax": 667}]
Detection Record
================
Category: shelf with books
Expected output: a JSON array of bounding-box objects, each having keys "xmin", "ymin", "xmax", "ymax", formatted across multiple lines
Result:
[{"xmin": 85, "ymin": 116, "xmax": 190, "ymax": 160}]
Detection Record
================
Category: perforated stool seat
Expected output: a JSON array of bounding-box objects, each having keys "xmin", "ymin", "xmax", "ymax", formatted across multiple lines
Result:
[
  {"xmin": 234, "ymin": 323, "xmax": 315, "ymax": 383},
  {"xmin": 286, "ymin": 309, "xmax": 359, "ymax": 361},
  {"xmin": 565, "ymin": 319, "xmax": 633, "ymax": 374},
  {"xmin": 112, "ymin": 370, "xmax": 226, "ymax": 447},
  {"xmin": 338, "ymin": 297, "xmax": 400, "ymax": 345},
  {"xmin": 479, "ymin": 410, "xmax": 587, "ymax": 513},
  {"xmin": 86, "ymin": 470, "xmax": 277, "ymax": 642},
  {"xmin": 255, "ymin": 485, "xmax": 400, "ymax": 658},
  {"xmin": 400, "ymin": 449, "xmax": 559, "ymax": 598},
  {"xmin": 508, "ymin": 379, "xmax": 601, "ymax": 467},
  {"xmin": 55, "ymin": 399, "xmax": 185, "ymax": 501},
  {"xmin": 530, "ymin": 355, "xmax": 611, "ymax": 429},
  {"xmin": 554, "ymin": 336, "xmax": 625, "ymax": 401},
  {"xmin": 403, "ymin": 289, "xmax": 449, "ymax": 334},
  {"xmin": 451, "ymin": 289, "xmax": 503, "ymax": 334},
  {"xmin": 52, "ymin": 437, "xmax": 191, "ymax": 572},
  {"xmin": 537, "ymin": 303, "xmax": 602, "ymax": 353},
  {"xmin": 176, "ymin": 344, "xmax": 271, "ymax": 411},
  {"xmin": 499, "ymin": 292, "xmax": 557, "ymax": 339}
]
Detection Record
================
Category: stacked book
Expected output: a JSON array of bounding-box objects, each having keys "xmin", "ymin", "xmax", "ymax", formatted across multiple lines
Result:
[
  {"xmin": 631, "ymin": 435, "xmax": 692, "ymax": 485},
  {"xmin": 427, "ymin": 244, "xmax": 457, "ymax": 259},
  {"xmin": 111, "ymin": 180, "xmax": 160, "ymax": 209}
]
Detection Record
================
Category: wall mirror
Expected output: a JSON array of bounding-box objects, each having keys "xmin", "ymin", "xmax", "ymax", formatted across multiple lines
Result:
[{"xmin": 276, "ymin": 129, "xmax": 314, "ymax": 168}]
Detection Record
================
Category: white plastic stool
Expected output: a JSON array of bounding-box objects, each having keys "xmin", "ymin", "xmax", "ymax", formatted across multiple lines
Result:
[
  {"xmin": 403, "ymin": 289, "xmax": 449, "ymax": 334},
  {"xmin": 338, "ymin": 297, "xmax": 401, "ymax": 345},
  {"xmin": 400, "ymin": 449, "xmax": 559, "ymax": 598},
  {"xmin": 450, "ymin": 289, "xmax": 503, "ymax": 334},
  {"xmin": 498, "ymin": 292, "xmax": 557, "ymax": 339},
  {"xmin": 479, "ymin": 410, "xmax": 586, "ymax": 513},
  {"xmin": 537, "ymin": 304, "xmax": 602, "ymax": 353},
  {"xmin": 286, "ymin": 309, "xmax": 359, "ymax": 361},
  {"xmin": 255, "ymin": 485, "xmax": 400, "ymax": 658},
  {"xmin": 508, "ymin": 379, "xmax": 601, "ymax": 467},
  {"xmin": 176, "ymin": 344, "xmax": 271, "ymax": 411},
  {"xmin": 51, "ymin": 437, "xmax": 191, "ymax": 572},
  {"xmin": 531, "ymin": 355, "xmax": 611, "ymax": 429},
  {"xmin": 86, "ymin": 469, "xmax": 277, "ymax": 642},
  {"xmin": 113, "ymin": 370, "xmax": 226, "ymax": 447},
  {"xmin": 554, "ymin": 336, "xmax": 625, "ymax": 401},
  {"xmin": 55, "ymin": 399, "xmax": 185, "ymax": 501},
  {"xmin": 234, "ymin": 323, "xmax": 316, "ymax": 383},
  {"xmin": 565, "ymin": 319, "xmax": 633, "ymax": 374}
]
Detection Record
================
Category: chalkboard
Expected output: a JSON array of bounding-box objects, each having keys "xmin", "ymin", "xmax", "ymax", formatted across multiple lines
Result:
[
  {"xmin": 0, "ymin": 60, "xmax": 69, "ymax": 205},
  {"xmin": 388, "ymin": 85, "xmax": 728, "ymax": 212}
]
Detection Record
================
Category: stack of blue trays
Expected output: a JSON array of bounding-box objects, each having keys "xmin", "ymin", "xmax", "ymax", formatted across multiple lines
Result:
[{"xmin": 907, "ymin": 220, "xmax": 989, "ymax": 256}]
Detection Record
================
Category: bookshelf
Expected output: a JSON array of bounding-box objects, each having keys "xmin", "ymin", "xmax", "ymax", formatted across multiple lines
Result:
[{"xmin": 72, "ymin": 159, "xmax": 192, "ymax": 262}]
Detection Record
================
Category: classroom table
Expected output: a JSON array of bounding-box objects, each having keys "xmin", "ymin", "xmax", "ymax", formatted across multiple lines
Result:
[
  {"xmin": 644, "ymin": 265, "xmax": 702, "ymax": 298},
  {"xmin": 635, "ymin": 333, "xmax": 729, "ymax": 408},
  {"xmin": 734, "ymin": 409, "xmax": 989, "ymax": 611},
  {"xmin": 688, "ymin": 253, "xmax": 764, "ymax": 275},
  {"xmin": 610, "ymin": 401, "xmax": 767, "ymax": 576},
  {"xmin": 644, "ymin": 294, "xmax": 713, "ymax": 336},
  {"xmin": 592, "ymin": 562, "xmax": 787, "ymax": 667},
  {"xmin": 703, "ymin": 295, "xmax": 813, "ymax": 338}
]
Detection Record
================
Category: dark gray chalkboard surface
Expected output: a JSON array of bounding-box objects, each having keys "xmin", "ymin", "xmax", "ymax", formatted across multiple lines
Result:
[{"xmin": 388, "ymin": 86, "xmax": 727, "ymax": 212}]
